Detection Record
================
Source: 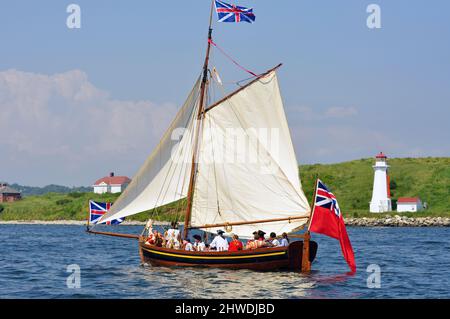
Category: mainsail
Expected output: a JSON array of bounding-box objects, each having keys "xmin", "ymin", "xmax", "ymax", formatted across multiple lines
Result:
[
  {"xmin": 98, "ymin": 77, "xmax": 201, "ymax": 223},
  {"xmin": 98, "ymin": 69, "xmax": 310, "ymax": 237},
  {"xmin": 191, "ymin": 71, "xmax": 310, "ymax": 237}
]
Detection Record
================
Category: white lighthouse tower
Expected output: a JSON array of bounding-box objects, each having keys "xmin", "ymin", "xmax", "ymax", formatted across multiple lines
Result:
[{"xmin": 370, "ymin": 152, "xmax": 392, "ymax": 213}]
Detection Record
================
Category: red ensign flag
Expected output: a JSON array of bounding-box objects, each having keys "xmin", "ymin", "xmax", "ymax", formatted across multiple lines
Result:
[{"xmin": 309, "ymin": 179, "xmax": 356, "ymax": 273}]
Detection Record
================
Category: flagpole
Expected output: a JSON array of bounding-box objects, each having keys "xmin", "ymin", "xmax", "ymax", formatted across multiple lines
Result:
[
  {"xmin": 307, "ymin": 177, "xmax": 319, "ymax": 231},
  {"xmin": 86, "ymin": 199, "xmax": 91, "ymax": 231},
  {"xmin": 301, "ymin": 176, "xmax": 318, "ymax": 272},
  {"xmin": 183, "ymin": 0, "xmax": 215, "ymax": 239}
]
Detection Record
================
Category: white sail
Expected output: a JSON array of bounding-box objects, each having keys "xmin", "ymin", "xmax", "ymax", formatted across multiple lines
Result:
[
  {"xmin": 98, "ymin": 77, "xmax": 201, "ymax": 224},
  {"xmin": 191, "ymin": 71, "xmax": 310, "ymax": 238}
]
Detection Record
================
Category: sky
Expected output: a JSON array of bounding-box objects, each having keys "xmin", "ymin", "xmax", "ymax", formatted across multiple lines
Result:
[{"xmin": 0, "ymin": 0, "xmax": 449, "ymax": 186}]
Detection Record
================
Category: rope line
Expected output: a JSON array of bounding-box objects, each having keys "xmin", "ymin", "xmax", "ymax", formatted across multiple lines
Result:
[{"xmin": 208, "ymin": 39, "xmax": 258, "ymax": 77}]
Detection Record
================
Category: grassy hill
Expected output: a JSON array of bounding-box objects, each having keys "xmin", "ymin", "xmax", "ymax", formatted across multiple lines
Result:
[
  {"xmin": 299, "ymin": 157, "xmax": 450, "ymax": 217},
  {"xmin": 0, "ymin": 191, "xmax": 185, "ymax": 222},
  {"xmin": 0, "ymin": 157, "xmax": 448, "ymax": 221}
]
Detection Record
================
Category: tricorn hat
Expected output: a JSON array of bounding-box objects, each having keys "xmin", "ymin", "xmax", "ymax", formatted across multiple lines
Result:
[
  {"xmin": 193, "ymin": 234, "xmax": 202, "ymax": 241},
  {"xmin": 217, "ymin": 229, "xmax": 225, "ymax": 235}
]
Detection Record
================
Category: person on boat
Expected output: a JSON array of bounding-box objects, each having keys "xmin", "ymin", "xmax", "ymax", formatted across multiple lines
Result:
[
  {"xmin": 228, "ymin": 234, "xmax": 243, "ymax": 252},
  {"xmin": 145, "ymin": 219, "xmax": 153, "ymax": 234},
  {"xmin": 154, "ymin": 231, "xmax": 164, "ymax": 247},
  {"xmin": 268, "ymin": 232, "xmax": 280, "ymax": 247},
  {"xmin": 209, "ymin": 230, "xmax": 229, "ymax": 251},
  {"xmin": 254, "ymin": 230, "xmax": 268, "ymax": 249},
  {"xmin": 192, "ymin": 234, "xmax": 206, "ymax": 252},
  {"xmin": 183, "ymin": 239, "xmax": 194, "ymax": 251},
  {"xmin": 144, "ymin": 219, "xmax": 155, "ymax": 245},
  {"xmin": 165, "ymin": 221, "xmax": 181, "ymax": 249},
  {"xmin": 145, "ymin": 230, "xmax": 156, "ymax": 245},
  {"xmin": 245, "ymin": 231, "xmax": 259, "ymax": 250},
  {"xmin": 278, "ymin": 232, "xmax": 289, "ymax": 247}
]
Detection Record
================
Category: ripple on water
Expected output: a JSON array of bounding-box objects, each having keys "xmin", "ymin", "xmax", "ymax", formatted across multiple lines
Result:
[{"xmin": 1, "ymin": 225, "xmax": 450, "ymax": 298}]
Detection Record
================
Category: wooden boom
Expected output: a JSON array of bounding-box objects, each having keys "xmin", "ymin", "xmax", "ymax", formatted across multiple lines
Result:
[{"xmin": 188, "ymin": 215, "xmax": 309, "ymax": 230}]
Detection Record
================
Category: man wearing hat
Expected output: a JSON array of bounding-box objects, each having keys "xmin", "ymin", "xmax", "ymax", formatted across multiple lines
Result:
[
  {"xmin": 209, "ymin": 230, "xmax": 229, "ymax": 251},
  {"xmin": 245, "ymin": 231, "xmax": 259, "ymax": 249},
  {"xmin": 255, "ymin": 230, "xmax": 268, "ymax": 249},
  {"xmin": 192, "ymin": 234, "xmax": 206, "ymax": 252}
]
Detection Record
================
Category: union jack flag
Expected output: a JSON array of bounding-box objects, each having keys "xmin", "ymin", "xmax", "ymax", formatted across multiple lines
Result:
[
  {"xmin": 315, "ymin": 180, "xmax": 341, "ymax": 218},
  {"xmin": 89, "ymin": 200, "xmax": 124, "ymax": 225},
  {"xmin": 215, "ymin": 1, "xmax": 255, "ymax": 23},
  {"xmin": 309, "ymin": 179, "xmax": 356, "ymax": 273}
]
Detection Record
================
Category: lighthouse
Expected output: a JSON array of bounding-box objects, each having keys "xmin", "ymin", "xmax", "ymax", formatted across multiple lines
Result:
[{"xmin": 369, "ymin": 152, "xmax": 392, "ymax": 213}]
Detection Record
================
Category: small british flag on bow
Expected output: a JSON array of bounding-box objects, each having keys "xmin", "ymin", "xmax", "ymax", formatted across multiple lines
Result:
[
  {"xmin": 215, "ymin": 1, "xmax": 255, "ymax": 23},
  {"xmin": 89, "ymin": 200, "xmax": 124, "ymax": 225}
]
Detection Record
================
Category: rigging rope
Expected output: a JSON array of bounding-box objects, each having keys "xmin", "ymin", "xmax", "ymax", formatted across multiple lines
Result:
[{"xmin": 208, "ymin": 39, "xmax": 258, "ymax": 78}]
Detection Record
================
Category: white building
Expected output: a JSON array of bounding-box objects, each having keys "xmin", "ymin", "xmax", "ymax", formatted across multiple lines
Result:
[
  {"xmin": 369, "ymin": 152, "xmax": 392, "ymax": 213},
  {"xmin": 397, "ymin": 197, "xmax": 423, "ymax": 213},
  {"xmin": 93, "ymin": 172, "xmax": 131, "ymax": 194}
]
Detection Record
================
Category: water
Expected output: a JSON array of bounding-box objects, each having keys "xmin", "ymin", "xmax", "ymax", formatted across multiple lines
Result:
[{"xmin": 0, "ymin": 225, "xmax": 449, "ymax": 298}]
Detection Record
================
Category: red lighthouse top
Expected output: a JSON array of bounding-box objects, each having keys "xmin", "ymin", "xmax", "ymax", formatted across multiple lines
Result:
[{"xmin": 375, "ymin": 152, "xmax": 387, "ymax": 159}]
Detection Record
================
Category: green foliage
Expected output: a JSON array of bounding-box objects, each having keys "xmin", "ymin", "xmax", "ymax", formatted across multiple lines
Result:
[
  {"xmin": 67, "ymin": 192, "xmax": 84, "ymax": 198},
  {"xmin": 1, "ymin": 157, "xmax": 449, "ymax": 221},
  {"xmin": 56, "ymin": 199, "xmax": 72, "ymax": 206},
  {"xmin": 0, "ymin": 191, "xmax": 184, "ymax": 221},
  {"xmin": 0, "ymin": 192, "xmax": 119, "ymax": 221}
]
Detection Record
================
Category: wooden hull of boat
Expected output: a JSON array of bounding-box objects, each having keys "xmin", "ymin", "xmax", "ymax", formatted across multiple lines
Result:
[{"xmin": 138, "ymin": 240, "xmax": 318, "ymax": 271}]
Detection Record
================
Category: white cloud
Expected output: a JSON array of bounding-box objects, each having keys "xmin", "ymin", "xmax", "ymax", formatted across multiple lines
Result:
[{"xmin": 0, "ymin": 69, "xmax": 178, "ymax": 186}]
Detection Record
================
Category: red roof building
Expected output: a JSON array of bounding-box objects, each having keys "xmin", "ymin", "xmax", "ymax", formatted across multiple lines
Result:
[
  {"xmin": 93, "ymin": 172, "xmax": 131, "ymax": 194},
  {"xmin": 0, "ymin": 183, "xmax": 21, "ymax": 203},
  {"xmin": 397, "ymin": 197, "xmax": 420, "ymax": 203},
  {"xmin": 397, "ymin": 197, "xmax": 423, "ymax": 212}
]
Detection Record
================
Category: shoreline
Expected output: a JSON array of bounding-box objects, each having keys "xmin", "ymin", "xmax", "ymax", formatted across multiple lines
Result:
[
  {"xmin": 346, "ymin": 216, "xmax": 450, "ymax": 227},
  {"xmin": 0, "ymin": 216, "xmax": 449, "ymax": 227}
]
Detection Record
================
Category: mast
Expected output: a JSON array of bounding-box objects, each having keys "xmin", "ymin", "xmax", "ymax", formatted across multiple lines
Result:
[{"xmin": 183, "ymin": 0, "xmax": 215, "ymax": 239}]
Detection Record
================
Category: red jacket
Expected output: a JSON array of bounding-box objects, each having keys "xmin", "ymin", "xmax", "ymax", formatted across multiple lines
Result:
[{"xmin": 229, "ymin": 240, "xmax": 243, "ymax": 251}]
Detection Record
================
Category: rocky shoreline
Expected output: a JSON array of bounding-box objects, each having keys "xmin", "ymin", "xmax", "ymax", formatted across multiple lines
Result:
[
  {"xmin": 345, "ymin": 216, "xmax": 450, "ymax": 227},
  {"xmin": 0, "ymin": 216, "xmax": 449, "ymax": 227}
]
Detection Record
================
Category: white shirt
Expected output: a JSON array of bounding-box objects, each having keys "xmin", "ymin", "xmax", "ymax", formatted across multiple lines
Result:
[
  {"xmin": 165, "ymin": 228, "xmax": 181, "ymax": 249},
  {"xmin": 278, "ymin": 238, "xmax": 289, "ymax": 247},
  {"xmin": 166, "ymin": 229, "xmax": 180, "ymax": 242},
  {"xmin": 270, "ymin": 239, "xmax": 280, "ymax": 247},
  {"xmin": 194, "ymin": 241, "xmax": 206, "ymax": 252},
  {"xmin": 184, "ymin": 242, "xmax": 194, "ymax": 251},
  {"xmin": 210, "ymin": 235, "xmax": 229, "ymax": 251}
]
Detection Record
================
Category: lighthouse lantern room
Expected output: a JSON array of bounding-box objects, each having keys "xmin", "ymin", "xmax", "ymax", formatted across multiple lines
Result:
[{"xmin": 370, "ymin": 152, "xmax": 392, "ymax": 213}]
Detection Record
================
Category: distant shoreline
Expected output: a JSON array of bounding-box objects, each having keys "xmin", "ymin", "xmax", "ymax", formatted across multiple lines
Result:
[
  {"xmin": 345, "ymin": 216, "xmax": 450, "ymax": 227},
  {"xmin": 0, "ymin": 216, "xmax": 449, "ymax": 227}
]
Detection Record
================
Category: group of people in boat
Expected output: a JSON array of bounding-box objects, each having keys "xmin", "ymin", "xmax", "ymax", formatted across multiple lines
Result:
[{"xmin": 144, "ymin": 220, "xmax": 290, "ymax": 252}]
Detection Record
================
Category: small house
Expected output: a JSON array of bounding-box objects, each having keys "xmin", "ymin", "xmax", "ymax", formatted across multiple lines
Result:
[
  {"xmin": 397, "ymin": 197, "xmax": 423, "ymax": 213},
  {"xmin": 0, "ymin": 183, "xmax": 22, "ymax": 202},
  {"xmin": 93, "ymin": 172, "xmax": 131, "ymax": 194}
]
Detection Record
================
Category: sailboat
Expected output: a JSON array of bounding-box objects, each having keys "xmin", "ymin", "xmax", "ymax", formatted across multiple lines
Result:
[{"xmin": 87, "ymin": 1, "xmax": 318, "ymax": 272}]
